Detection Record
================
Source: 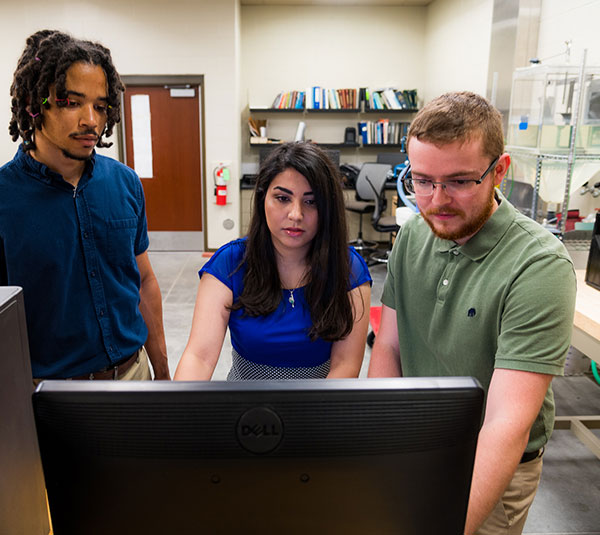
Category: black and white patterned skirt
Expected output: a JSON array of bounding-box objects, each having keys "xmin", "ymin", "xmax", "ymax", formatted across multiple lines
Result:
[{"xmin": 227, "ymin": 349, "xmax": 331, "ymax": 380}]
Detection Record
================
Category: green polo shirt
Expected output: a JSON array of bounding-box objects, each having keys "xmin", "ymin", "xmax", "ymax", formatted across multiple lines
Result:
[{"xmin": 382, "ymin": 191, "xmax": 576, "ymax": 450}]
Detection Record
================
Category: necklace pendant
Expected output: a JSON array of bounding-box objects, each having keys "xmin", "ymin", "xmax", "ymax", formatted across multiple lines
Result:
[{"xmin": 288, "ymin": 290, "xmax": 295, "ymax": 308}]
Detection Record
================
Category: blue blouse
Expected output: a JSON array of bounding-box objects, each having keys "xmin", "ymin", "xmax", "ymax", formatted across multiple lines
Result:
[{"xmin": 200, "ymin": 238, "xmax": 371, "ymax": 368}]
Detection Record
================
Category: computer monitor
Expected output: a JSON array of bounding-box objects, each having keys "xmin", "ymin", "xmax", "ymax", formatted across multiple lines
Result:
[
  {"xmin": 376, "ymin": 151, "xmax": 408, "ymax": 169},
  {"xmin": 324, "ymin": 149, "xmax": 341, "ymax": 169},
  {"xmin": 259, "ymin": 145, "xmax": 279, "ymax": 166},
  {"xmin": 33, "ymin": 377, "xmax": 483, "ymax": 535},
  {"xmin": 0, "ymin": 287, "xmax": 49, "ymax": 535},
  {"xmin": 585, "ymin": 212, "xmax": 600, "ymax": 290},
  {"xmin": 505, "ymin": 180, "xmax": 535, "ymax": 218}
]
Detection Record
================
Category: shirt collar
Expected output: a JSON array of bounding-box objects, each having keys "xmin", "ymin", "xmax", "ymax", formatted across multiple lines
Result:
[
  {"xmin": 16, "ymin": 144, "xmax": 96, "ymax": 189},
  {"xmin": 434, "ymin": 190, "xmax": 515, "ymax": 261}
]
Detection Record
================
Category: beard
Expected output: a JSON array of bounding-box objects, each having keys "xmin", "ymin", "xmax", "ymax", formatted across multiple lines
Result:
[
  {"xmin": 61, "ymin": 148, "xmax": 93, "ymax": 161},
  {"xmin": 61, "ymin": 130, "xmax": 99, "ymax": 161},
  {"xmin": 421, "ymin": 187, "xmax": 496, "ymax": 242}
]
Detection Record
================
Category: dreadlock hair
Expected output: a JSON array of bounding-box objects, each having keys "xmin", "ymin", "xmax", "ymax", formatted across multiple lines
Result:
[
  {"xmin": 9, "ymin": 30, "xmax": 124, "ymax": 151},
  {"xmin": 233, "ymin": 142, "xmax": 360, "ymax": 342}
]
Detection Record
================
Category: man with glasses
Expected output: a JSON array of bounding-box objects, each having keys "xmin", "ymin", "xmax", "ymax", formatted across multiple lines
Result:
[{"xmin": 369, "ymin": 92, "xmax": 576, "ymax": 535}]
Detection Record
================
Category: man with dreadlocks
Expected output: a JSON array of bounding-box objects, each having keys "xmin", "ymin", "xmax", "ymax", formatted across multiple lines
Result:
[{"xmin": 0, "ymin": 30, "xmax": 170, "ymax": 381}]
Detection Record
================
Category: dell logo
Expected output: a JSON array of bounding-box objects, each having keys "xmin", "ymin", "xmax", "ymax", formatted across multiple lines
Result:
[
  {"xmin": 241, "ymin": 424, "xmax": 281, "ymax": 437},
  {"xmin": 237, "ymin": 407, "xmax": 284, "ymax": 454}
]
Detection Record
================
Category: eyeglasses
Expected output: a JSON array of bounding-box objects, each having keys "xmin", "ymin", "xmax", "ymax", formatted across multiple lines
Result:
[{"xmin": 401, "ymin": 156, "xmax": 500, "ymax": 198}]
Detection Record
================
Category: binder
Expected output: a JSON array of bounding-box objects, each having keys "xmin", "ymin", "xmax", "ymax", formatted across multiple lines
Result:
[
  {"xmin": 358, "ymin": 121, "xmax": 369, "ymax": 145},
  {"xmin": 313, "ymin": 86, "xmax": 321, "ymax": 110}
]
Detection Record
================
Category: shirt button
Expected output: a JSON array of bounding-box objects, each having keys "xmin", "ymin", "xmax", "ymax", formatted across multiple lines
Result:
[
  {"xmin": 83, "ymin": 231, "xmax": 89, "ymax": 239},
  {"xmin": 99, "ymin": 309, "xmax": 105, "ymax": 316},
  {"xmin": 452, "ymin": 250, "xmax": 459, "ymax": 256},
  {"xmin": 443, "ymin": 279, "xmax": 449, "ymax": 286},
  {"xmin": 90, "ymin": 271, "xmax": 96, "ymax": 278}
]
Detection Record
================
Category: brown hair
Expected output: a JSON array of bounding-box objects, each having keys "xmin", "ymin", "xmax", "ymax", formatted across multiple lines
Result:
[{"xmin": 407, "ymin": 91, "xmax": 504, "ymax": 159}]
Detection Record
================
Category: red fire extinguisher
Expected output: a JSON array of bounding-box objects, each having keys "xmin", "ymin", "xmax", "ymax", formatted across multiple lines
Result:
[
  {"xmin": 216, "ymin": 184, "xmax": 227, "ymax": 205},
  {"xmin": 214, "ymin": 164, "xmax": 230, "ymax": 205}
]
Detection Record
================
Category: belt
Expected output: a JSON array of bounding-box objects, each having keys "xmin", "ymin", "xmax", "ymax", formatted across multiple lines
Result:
[
  {"xmin": 520, "ymin": 447, "xmax": 543, "ymax": 464},
  {"xmin": 68, "ymin": 349, "xmax": 140, "ymax": 380}
]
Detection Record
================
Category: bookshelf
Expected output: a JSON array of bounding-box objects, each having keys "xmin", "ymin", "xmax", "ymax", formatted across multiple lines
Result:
[
  {"xmin": 249, "ymin": 108, "xmax": 416, "ymax": 114},
  {"xmin": 267, "ymin": 87, "xmax": 418, "ymax": 112},
  {"xmin": 247, "ymin": 108, "xmax": 417, "ymax": 151},
  {"xmin": 242, "ymin": 99, "xmax": 415, "ymax": 238}
]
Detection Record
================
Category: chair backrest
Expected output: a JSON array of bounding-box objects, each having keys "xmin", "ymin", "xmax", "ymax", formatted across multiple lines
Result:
[
  {"xmin": 370, "ymin": 164, "xmax": 396, "ymax": 224},
  {"xmin": 355, "ymin": 163, "xmax": 392, "ymax": 202}
]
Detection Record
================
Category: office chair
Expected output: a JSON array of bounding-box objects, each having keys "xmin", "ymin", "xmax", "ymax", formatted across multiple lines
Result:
[
  {"xmin": 365, "ymin": 164, "xmax": 400, "ymax": 265},
  {"xmin": 345, "ymin": 163, "xmax": 392, "ymax": 254}
]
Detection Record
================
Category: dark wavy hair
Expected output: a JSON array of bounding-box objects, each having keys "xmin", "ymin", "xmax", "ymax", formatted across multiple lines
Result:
[
  {"xmin": 234, "ymin": 142, "xmax": 359, "ymax": 341},
  {"xmin": 9, "ymin": 30, "xmax": 124, "ymax": 151}
]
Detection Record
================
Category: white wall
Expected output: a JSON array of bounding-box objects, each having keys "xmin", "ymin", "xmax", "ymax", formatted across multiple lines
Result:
[
  {"xmin": 240, "ymin": 5, "xmax": 427, "ymax": 167},
  {"xmin": 0, "ymin": 0, "xmax": 241, "ymax": 250},
  {"xmin": 424, "ymin": 0, "xmax": 494, "ymax": 102},
  {"xmin": 242, "ymin": 0, "xmax": 495, "ymax": 111},
  {"xmin": 3, "ymin": 1, "xmax": 596, "ymax": 242},
  {"xmin": 537, "ymin": 0, "xmax": 600, "ymax": 66},
  {"xmin": 241, "ymin": 5, "xmax": 426, "ymax": 108}
]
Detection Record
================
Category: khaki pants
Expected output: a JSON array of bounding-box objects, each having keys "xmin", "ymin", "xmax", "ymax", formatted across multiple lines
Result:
[
  {"xmin": 33, "ymin": 347, "xmax": 152, "ymax": 386},
  {"xmin": 475, "ymin": 454, "xmax": 543, "ymax": 535},
  {"xmin": 116, "ymin": 346, "xmax": 152, "ymax": 380}
]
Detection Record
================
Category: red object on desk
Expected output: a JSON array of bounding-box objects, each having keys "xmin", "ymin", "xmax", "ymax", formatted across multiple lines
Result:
[{"xmin": 370, "ymin": 306, "xmax": 382, "ymax": 335}]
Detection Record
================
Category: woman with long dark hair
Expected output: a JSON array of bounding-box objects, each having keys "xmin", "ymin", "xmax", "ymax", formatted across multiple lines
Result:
[{"xmin": 175, "ymin": 142, "xmax": 371, "ymax": 380}]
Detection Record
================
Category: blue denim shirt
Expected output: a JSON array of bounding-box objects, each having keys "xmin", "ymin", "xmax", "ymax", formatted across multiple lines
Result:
[{"xmin": 0, "ymin": 146, "xmax": 149, "ymax": 378}]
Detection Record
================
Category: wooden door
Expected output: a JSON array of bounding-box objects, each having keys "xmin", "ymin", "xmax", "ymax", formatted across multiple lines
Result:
[{"xmin": 122, "ymin": 86, "xmax": 202, "ymax": 231}]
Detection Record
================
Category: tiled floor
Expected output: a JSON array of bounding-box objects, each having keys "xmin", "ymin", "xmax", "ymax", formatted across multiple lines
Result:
[{"xmin": 149, "ymin": 251, "xmax": 600, "ymax": 534}]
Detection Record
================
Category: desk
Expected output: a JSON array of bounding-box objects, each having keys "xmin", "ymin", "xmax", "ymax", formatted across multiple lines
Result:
[
  {"xmin": 554, "ymin": 269, "xmax": 600, "ymax": 460},
  {"xmin": 571, "ymin": 270, "xmax": 600, "ymax": 365}
]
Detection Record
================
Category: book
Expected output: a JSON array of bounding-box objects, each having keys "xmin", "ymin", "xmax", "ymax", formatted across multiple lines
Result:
[
  {"xmin": 313, "ymin": 86, "xmax": 321, "ymax": 110},
  {"xmin": 265, "ymin": 88, "xmax": 417, "ymax": 112},
  {"xmin": 271, "ymin": 93, "xmax": 282, "ymax": 108},
  {"xmin": 383, "ymin": 88, "xmax": 401, "ymax": 109},
  {"xmin": 321, "ymin": 87, "xmax": 328, "ymax": 110},
  {"xmin": 355, "ymin": 120, "xmax": 410, "ymax": 145},
  {"xmin": 305, "ymin": 87, "xmax": 313, "ymax": 109},
  {"xmin": 250, "ymin": 137, "xmax": 269, "ymax": 144}
]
